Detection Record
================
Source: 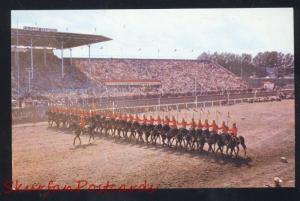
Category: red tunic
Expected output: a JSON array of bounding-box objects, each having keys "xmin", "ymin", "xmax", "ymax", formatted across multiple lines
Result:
[
  {"xmin": 164, "ymin": 118, "xmax": 170, "ymax": 125},
  {"xmin": 203, "ymin": 122, "xmax": 209, "ymax": 130},
  {"xmin": 219, "ymin": 125, "xmax": 228, "ymax": 133},
  {"xmin": 190, "ymin": 121, "xmax": 197, "ymax": 129},
  {"xmin": 181, "ymin": 121, "xmax": 187, "ymax": 128},
  {"xmin": 149, "ymin": 117, "xmax": 155, "ymax": 124},
  {"xmin": 171, "ymin": 120, "xmax": 177, "ymax": 128},
  {"xmin": 210, "ymin": 123, "xmax": 218, "ymax": 132},
  {"xmin": 229, "ymin": 127, "xmax": 238, "ymax": 137}
]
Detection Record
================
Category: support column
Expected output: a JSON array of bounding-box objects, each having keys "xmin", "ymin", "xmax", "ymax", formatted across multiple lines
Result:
[
  {"xmin": 61, "ymin": 41, "xmax": 64, "ymax": 78},
  {"xmin": 26, "ymin": 68, "xmax": 31, "ymax": 93},
  {"xmin": 70, "ymin": 48, "xmax": 72, "ymax": 65},
  {"xmin": 16, "ymin": 29, "xmax": 20, "ymax": 98},
  {"xmin": 88, "ymin": 45, "xmax": 91, "ymax": 74},
  {"xmin": 29, "ymin": 70, "xmax": 31, "ymax": 92},
  {"xmin": 30, "ymin": 38, "xmax": 33, "ymax": 79},
  {"xmin": 44, "ymin": 48, "xmax": 47, "ymax": 66}
]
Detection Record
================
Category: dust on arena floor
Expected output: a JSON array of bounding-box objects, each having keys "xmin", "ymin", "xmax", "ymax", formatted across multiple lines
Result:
[{"xmin": 12, "ymin": 100, "xmax": 295, "ymax": 188}]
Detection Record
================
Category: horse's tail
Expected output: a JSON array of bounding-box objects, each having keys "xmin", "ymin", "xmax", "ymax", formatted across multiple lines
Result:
[
  {"xmin": 239, "ymin": 136, "xmax": 247, "ymax": 156},
  {"xmin": 239, "ymin": 136, "xmax": 246, "ymax": 148}
]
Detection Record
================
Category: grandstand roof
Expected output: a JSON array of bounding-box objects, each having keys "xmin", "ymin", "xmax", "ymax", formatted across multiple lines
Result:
[{"xmin": 11, "ymin": 28, "xmax": 112, "ymax": 49}]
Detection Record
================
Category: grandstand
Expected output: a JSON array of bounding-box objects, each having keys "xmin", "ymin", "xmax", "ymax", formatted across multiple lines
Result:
[
  {"xmin": 11, "ymin": 27, "xmax": 112, "ymax": 99},
  {"xmin": 11, "ymin": 49, "xmax": 94, "ymax": 97},
  {"xmin": 68, "ymin": 58, "xmax": 249, "ymax": 96},
  {"xmin": 11, "ymin": 27, "xmax": 249, "ymax": 101}
]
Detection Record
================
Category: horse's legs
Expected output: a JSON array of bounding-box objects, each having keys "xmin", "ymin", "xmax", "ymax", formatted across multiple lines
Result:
[
  {"xmin": 91, "ymin": 131, "xmax": 95, "ymax": 142},
  {"xmin": 210, "ymin": 143, "xmax": 215, "ymax": 152},
  {"xmin": 135, "ymin": 132, "xmax": 138, "ymax": 142},
  {"xmin": 171, "ymin": 137, "xmax": 175, "ymax": 147},
  {"xmin": 152, "ymin": 135, "xmax": 156, "ymax": 144},
  {"xmin": 137, "ymin": 132, "xmax": 141, "ymax": 143},
  {"xmin": 207, "ymin": 143, "xmax": 211, "ymax": 152},
  {"xmin": 241, "ymin": 143, "xmax": 247, "ymax": 157},
  {"xmin": 226, "ymin": 145, "xmax": 229, "ymax": 155},
  {"xmin": 141, "ymin": 132, "xmax": 144, "ymax": 143},
  {"xmin": 210, "ymin": 144, "xmax": 213, "ymax": 152},
  {"xmin": 213, "ymin": 143, "xmax": 216, "ymax": 152},
  {"xmin": 236, "ymin": 146, "xmax": 240, "ymax": 157},
  {"xmin": 215, "ymin": 144, "xmax": 220, "ymax": 153}
]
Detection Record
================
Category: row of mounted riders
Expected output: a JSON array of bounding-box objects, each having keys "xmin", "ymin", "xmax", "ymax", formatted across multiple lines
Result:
[{"xmin": 46, "ymin": 111, "xmax": 247, "ymax": 157}]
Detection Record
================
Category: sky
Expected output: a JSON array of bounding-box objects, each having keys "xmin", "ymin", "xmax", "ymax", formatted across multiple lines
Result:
[{"xmin": 11, "ymin": 8, "xmax": 294, "ymax": 59}]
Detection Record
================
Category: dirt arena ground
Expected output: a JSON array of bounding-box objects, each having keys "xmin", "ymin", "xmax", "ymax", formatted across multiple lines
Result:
[{"xmin": 12, "ymin": 100, "xmax": 295, "ymax": 188}]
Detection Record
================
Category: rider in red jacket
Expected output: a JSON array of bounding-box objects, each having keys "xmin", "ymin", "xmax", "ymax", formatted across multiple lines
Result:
[{"xmin": 229, "ymin": 123, "xmax": 238, "ymax": 137}]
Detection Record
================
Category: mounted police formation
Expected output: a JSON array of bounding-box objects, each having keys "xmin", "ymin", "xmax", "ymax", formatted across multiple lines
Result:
[{"xmin": 46, "ymin": 107, "xmax": 247, "ymax": 158}]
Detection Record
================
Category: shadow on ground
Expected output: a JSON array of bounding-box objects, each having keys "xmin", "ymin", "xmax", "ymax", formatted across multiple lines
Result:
[{"xmin": 48, "ymin": 126, "xmax": 252, "ymax": 167}]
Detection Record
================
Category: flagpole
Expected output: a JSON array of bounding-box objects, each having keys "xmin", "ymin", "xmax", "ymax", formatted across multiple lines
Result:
[
  {"xmin": 207, "ymin": 110, "xmax": 210, "ymax": 121},
  {"xmin": 176, "ymin": 105, "xmax": 179, "ymax": 120},
  {"xmin": 200, "ymin": 108, "xmax": 202, "ymax": 120},
  {"xmin": 227, "ymin": 111, "xmax": 229, "ymax": 126}
]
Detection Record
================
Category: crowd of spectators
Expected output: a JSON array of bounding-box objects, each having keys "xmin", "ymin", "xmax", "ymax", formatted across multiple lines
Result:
[
  {"xmin": 71, "ymin": 58, "xmax": 248, "ymax": 96},
  {"xmin": 11, "ymin": 50, "xmax": 93, "ymax": 100},
  {"xmin": 12, "ymin": 52, "xmax": 252, "ymax": 106}
]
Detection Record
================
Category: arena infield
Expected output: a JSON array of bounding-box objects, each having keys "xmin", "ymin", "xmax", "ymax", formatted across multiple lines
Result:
[{"xmin": 12, "ymin": 100, "xmax": 295, "ymax": 188}]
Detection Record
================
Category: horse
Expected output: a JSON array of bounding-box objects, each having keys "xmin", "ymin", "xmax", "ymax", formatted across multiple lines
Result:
[
  {"xmin": 206, "ymin": 131, "xmax": 219, "ymax": 152},
  {"xmin": 175, "ymin": 128, "xmax": 187, "ymax": 149},
  {"xmin": 53, "ymin": 113, "xmax": 62, "ymax": 128},
  {"xmin": 120, "ymin": 121, "xmax": 131, "ymax": 139},
  {"xmin": 70, "ymin": 121, "xmax": 82, "ymax": 145},
  {"xmin": 215, "ymin": 133, "xmax": 231, "ymax": 154},
  {"xmin": 150, "ymin": 124, "xmax": 162, "ymax": 145},
  {"xmin": 103, "ymin": 118, "xmax": 114, "ymax": 137},
  {"xmin": 114, "ymin": 119, "xmax": 122, "ymax": 138},
  {"xmin": 45, "ymin": 111, "xmax": 55, "ymax": 127},
  {"xmin": 85, "ymin": 117, "xmax": 96, "ymax": 143},
  {"xmin": 160, "ymin": 124, "xmax": 170, "ymax": 146},
  {"xmin": 60, "ymin": 113, "xmax": 68, "ymax": 128},
  {"xmin": 194, "ymin": 129, "xmax": 203, "ymax": 150},
  {"xmin": 137, "ymin": 123, "xmax": 149, "ymax": 143},
  {"xmin": 128, "ymin": 121, "xmax": 139, "ymax": 140},
  {"xmin": 185, "ymin": 128, "xmax": 195, "ymax": 150},
  {"xmin": 166, "ymin": 128, "xmax": 178, "ymax": 147},
  {"xmin": 226, "ymin": 135, "xmax": 247, "ymax": 157},
  {"xmin": 144, "ymin": 124, "xmax": 153, "ymax": 144},
  {"xmin": 197, "ymin": 129, "xmax": 209, "ymax": 151},
  {"xmin": 94, "ymin": 115, "xmax": 105, "ymax": 135}
]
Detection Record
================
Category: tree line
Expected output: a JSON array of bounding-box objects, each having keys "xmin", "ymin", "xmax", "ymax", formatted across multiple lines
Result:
[{"xmin": 197, "ymin": 51, "xmax": 294, "ymax": 78}]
